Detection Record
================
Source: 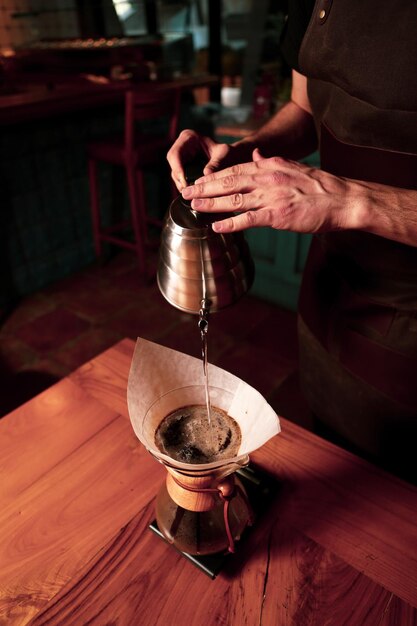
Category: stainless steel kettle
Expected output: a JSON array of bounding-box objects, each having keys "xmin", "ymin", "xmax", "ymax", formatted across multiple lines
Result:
[{"xmin": 157, "ymin": 178, "xmax": 255, "ymax": 314}]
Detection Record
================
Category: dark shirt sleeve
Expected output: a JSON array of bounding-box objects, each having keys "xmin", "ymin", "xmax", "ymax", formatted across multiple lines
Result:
[{"xmin": 280, "ymin": 0, "xmax": 316, "ymax": 71}]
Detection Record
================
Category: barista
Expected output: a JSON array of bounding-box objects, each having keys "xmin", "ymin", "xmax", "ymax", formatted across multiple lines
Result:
[{"xmin": 166, "ymin": 0, "xmax": 417, "ymax": 483}]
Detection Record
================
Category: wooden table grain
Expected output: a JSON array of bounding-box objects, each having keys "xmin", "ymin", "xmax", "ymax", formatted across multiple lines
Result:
[{"xmin": 1, "ymin": 338, "xmax": 416, "ymax": 625}]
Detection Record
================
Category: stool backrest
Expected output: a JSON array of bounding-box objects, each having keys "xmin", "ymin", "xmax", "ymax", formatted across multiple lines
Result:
[{"xmin": 124, "ymin": 88, "xmax": 181, "ymax": 156}]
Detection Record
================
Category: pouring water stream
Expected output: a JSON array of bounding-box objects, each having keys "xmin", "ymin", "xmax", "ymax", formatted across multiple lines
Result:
[{"xmin": 198, "ymin": 298, "xmax": 212, "ymax": 427}]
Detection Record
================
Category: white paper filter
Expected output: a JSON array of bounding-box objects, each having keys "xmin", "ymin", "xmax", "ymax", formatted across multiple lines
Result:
[{"xmin": 127, "ymin": 338, "xmax": 281, "ymax": 462}]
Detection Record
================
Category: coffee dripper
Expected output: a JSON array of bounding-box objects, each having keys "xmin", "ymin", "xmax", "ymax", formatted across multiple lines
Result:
[
  {"xmin": 127, "ymin": 339, "xmax": 281, "ymax": 558},
  {"xmin": 143, "ymin": 385, "xmax": 253, "ymax": 555}
]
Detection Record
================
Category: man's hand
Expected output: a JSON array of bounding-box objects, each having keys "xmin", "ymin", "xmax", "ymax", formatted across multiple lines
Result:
[
  {"xmin": 167, "ymin": 129, "xmax": 255, "ymax": 191},
  {"xmin": 181, "ymin": 149, "xmax": 358, "ymax": 234}
]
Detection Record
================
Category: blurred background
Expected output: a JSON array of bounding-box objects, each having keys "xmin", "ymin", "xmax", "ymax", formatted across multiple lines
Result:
[{"xmin": 0, "ymin": 1, "xmax": 317, "ymax": 436}]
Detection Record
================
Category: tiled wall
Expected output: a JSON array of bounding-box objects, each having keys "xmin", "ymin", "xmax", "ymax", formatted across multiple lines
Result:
[
  {"xmin": 0, "ymin": 1, "xmax": 79, "ymax": 49},
  {"xmin": 0, "ymin": 107, "xmax": 126, "ymax": 308},
  {"xmin": 0, "ymin": 98, "xmax": 211, "ymax": 310}
]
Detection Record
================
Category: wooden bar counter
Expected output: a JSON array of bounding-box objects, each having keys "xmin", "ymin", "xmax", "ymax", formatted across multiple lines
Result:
[
  {"xmin": 1, "ymin": 338, "xmax": 416, "ymax": 625},
  {"xmin": 0, "ymin": 73, "xmax": 218, "ymax": 125}
]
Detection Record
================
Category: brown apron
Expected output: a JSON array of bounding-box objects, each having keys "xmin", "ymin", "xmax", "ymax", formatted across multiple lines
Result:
[{"xmin": 296, "ymin": 0, "xmax": 417, "ymax": 480}]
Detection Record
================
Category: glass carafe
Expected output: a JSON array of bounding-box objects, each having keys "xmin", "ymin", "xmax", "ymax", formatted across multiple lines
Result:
[{"xmin": 143, "ymin": 385, "xmax": 253, "ymax": 555}]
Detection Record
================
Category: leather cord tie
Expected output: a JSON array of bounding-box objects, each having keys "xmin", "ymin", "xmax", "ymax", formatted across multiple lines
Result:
[{"xmin": 171, "ymin": 475, "xmax": 253, "ymax": 553}]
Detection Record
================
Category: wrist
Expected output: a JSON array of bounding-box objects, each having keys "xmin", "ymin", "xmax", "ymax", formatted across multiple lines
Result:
[
  {"xmin": 351, "ymin": 181, "xmax": 409, "ymax": 242},
  {"xmin": 344, "ymin": 179, "xmax": 381, "ymax": 232}
]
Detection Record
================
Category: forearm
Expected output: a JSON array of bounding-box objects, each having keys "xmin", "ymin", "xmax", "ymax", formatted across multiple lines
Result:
[
  {"xmin": 235, "ymin": 99, "xmax": 318, "ymax": 162},
  {"xmin": 183, "ymin": 145, "xmax": 417, "ymax": 244},
  {"xmin": 230, "ymin": 70, "xmax": 318, "ymax": 162},
  {"xmin": 353, "ymin": 179, "xmax": 417, "ymax": 247}
]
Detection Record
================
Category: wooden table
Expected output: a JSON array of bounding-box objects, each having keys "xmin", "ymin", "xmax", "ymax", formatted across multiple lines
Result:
[{"xmin": 1, "ymin": 339, "xmax": 416, "ymax": 625}]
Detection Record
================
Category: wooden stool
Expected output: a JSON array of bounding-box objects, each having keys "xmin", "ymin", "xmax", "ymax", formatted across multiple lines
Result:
[{"xmin": 87, "ymin": 88, "xmax": 180, "ymax": 276}]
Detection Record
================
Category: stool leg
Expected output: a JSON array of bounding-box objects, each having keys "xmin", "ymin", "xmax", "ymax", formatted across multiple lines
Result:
[
  {"xmin": 126, "ymin": 166, "xmax": 147, "ymax": 276},
  {"xmin": 135, "ymin": 169, "xmax": 150, "ymax": 243},
  {"xmin": 88, "ymin": 158, "xmax": 102, "ymax": 259}
]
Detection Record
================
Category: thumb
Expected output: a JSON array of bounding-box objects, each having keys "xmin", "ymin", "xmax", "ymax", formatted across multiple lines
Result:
[
  {"xmin": 203, "ymin": 163, "xmax": 217, "ymax": 175},
  {"xmin": 204, "ymin": 142, "xmax": 231, "ymax": 174},
  {"xmin": 252, "ymin": 148, "xmax": 264, "ymax": 161}
]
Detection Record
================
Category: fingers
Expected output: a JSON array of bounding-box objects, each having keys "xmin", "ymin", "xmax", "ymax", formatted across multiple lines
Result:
[
  {"xmin": 212, "ymin": 208, "xmax": 274, "ymax": 233},
  {"xmin": 170, "ymin": 168, "xmax": 186, "ymax": 191},
  {"xmin": 194, "ymin": 155, "xmax": 301, "ymax": 186},
  {"xmin": 167, "ymin": 130, "xmax": 236, "ymax": 191},
  {"xmin": 203, "ymin": 143, "xmax": 232, "ymax": 175},
  {"xmin": 252, "ymin": 147, "xmax": 264, "ymax": 161},
  {"xmin": 167, "ymin": 129, "xmax": 214, "ymax": 191},
  {"xmin": 193, "ymin": 160, "xmax": 255, "ymax": 185},
  {"xmin": 167, "ymin": 130, "xmax": 194, "ymax": 190},
  {"xmin": 182, "ymin": 170, "xmax": 290, "ymax": 211},
  {"xmin": 194, "ymin": 161, "xmax": 252, "ymax": 185},
  {"xmin": 183, "ymin": 172, "xmax": 258, "ymax": 200},
  {"xmin": 190, "ymin": 190, "xmax": 258, "ymax": 214}
]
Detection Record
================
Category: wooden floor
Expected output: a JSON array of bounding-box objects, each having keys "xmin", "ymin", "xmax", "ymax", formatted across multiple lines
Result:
[{"xmin": 0, "ymin": 250, "xmax": 312, "ymax": 431}]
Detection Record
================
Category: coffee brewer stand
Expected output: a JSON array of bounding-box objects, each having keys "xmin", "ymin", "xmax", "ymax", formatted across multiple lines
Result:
[{"xmin": 127, "ymin": 182, "xmax": 281, "ymax": 578}]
